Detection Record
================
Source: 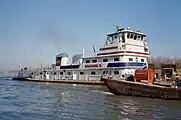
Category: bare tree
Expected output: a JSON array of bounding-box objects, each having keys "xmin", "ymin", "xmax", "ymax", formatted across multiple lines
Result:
[{"xmin": 151, "ymin": 57, "xmax": 181, "ymax": 69}]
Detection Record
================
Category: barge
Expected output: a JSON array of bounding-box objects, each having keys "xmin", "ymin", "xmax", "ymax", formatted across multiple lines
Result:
[{"xmin": 101, "ymin": 66, "xmax": 181, "ymax": 100}]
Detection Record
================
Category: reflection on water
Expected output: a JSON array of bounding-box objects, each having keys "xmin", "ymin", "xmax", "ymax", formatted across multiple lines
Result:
[{"xmin": 0, "ymin": 77, "xmax": 181, "ymax": 120}]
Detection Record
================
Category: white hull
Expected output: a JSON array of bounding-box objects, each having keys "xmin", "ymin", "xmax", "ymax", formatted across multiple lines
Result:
[{"xmin": 21, "ymin": 26, "xmax": 150, "ymax": 81}]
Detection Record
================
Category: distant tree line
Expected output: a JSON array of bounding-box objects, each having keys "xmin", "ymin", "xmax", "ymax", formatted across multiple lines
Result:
[{"xmin": 149, "ymin": 57, "xmax": 181, "ymax": 69}]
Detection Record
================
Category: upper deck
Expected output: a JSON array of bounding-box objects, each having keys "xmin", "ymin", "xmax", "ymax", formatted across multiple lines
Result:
[
  {"xmin": 96, "ymin": 26, "xmax": 149, "ymax": 57},
  {"xmin": 54, "ymin": 26, "xmax": 150, "ymax": 70}
]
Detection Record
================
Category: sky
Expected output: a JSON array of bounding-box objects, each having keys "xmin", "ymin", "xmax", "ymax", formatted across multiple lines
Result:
[{"xmin": 0, "ymin": 0, "xmax": 181, "ymax": 71}]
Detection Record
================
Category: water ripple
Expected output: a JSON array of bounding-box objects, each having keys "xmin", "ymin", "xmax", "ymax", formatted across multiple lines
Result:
[{"xmin": 0, "ymin": 78, "xmax": 181, "ymax": 120}]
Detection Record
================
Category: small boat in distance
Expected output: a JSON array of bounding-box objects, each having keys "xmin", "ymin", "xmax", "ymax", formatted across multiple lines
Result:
[
  {"xmin": 13, "ymin": 65, "xmax": 32, "ymax": 80},
  {"xmin": 101, "ymin": 66, "xmax": 181, "ymax": 100}
]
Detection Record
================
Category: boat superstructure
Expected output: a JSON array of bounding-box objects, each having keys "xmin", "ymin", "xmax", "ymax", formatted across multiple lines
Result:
[
  {"xmin": 29, "ymin": 26, "xmax": 150, "ymax": 81},
  {"xmin": 14, "ymin": 65, "xmax": 32, "ymax": 79}
]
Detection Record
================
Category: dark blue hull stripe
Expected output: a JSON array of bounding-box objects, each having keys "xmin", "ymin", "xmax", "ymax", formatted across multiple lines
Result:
[
  {"xmin": 107, "ymin": 62, "xmax": 146, "ymax": 68},
  {"xmin": 60, "ymin": 65, "xmax": 80, "ymax": 69},
  {"xmin": 59, "ymin": 62, "xmax": 146, "ymax": 69}
]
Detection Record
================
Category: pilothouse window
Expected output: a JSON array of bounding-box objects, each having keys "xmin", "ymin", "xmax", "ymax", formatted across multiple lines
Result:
[
  {"xmin": 137, "ymin": 35, "xmax": 141, "ymax": 40},
  {"xmin": 144, "ymin": 47, "xmax": 148, "ymax": 52},
  {"xmin": 114, "ymin": 35, "xmax": 117, "ymax": 39},
  {"xmin": 130, "ymin": 34, "xmax": 133, "ymax": 39},
  {"xmin": 107, "ymin": 36, "xmax": 113, "ymax": 43},
  {"xmin": 127, "ymin": 33, "xmax": 130, "ymax": 38},
  {"xmin": 86, "ymin": 60, "xmax": 90, "ymax": 63},
  {"xmin": 141, "ymin": 36, "xmax": 144, "ymax": 40},
  {"xmin": 134, "ymin": 34, "xmax": 137, "ymax": 40}
]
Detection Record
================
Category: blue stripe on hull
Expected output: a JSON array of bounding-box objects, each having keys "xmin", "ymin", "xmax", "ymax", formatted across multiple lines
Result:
[
  {"xmin": 107, "ymin": 62, "xmax": 146, "ymax": 68},
  {"xmin": 60, "ymin": 65, "xmax": 80, "ymax": 69}
]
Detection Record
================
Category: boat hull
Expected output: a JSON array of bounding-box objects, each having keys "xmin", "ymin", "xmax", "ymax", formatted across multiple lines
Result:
[
  {"xmin": 12, "ymin": 77, "xmax": 29, "ymax": 80},
  {"xmin": 12, "ymin": 78, "xmax": 105, "ymax": 85},
  {"xmin": 102, "ymin": 77, "xmax": 181, "ymax": 100}
]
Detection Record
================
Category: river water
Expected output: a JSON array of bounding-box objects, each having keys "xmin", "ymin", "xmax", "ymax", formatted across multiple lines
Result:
[{"xmin": 0, "ymin": 75, "xmax": 181, "ymax": 120}]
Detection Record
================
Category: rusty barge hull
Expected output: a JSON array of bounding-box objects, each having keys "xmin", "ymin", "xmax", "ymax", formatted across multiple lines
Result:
[{"xmin": 102, "ymin": 78, "xmax": 181, "ymax": 100}]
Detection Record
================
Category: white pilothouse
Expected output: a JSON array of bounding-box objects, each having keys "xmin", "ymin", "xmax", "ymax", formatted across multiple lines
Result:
[{"xmin": 31, "ymin": 26, "xmax": 150, "ymax": 81}]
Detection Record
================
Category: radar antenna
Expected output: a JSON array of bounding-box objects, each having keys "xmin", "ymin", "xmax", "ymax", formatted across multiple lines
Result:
[{"xmin": 114, "ymin": 25, "xmax": 120, "ymax": 31}]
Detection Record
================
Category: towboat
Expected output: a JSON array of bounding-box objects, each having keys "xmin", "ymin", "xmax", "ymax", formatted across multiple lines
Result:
[
  {"xmin": 26, "ymin": 25, "xmax": 150, "ymax": 82},
  {"xmin": 13, "ymin": 25, "xmax": 152, "ymax": 84}
]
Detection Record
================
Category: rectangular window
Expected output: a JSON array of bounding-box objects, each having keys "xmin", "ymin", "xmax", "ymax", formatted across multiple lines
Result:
[
  {"xmin": 144, "ymin": 47, "xmax": 148, "ymax": 52},
  {"xmin": 80, "ymin": 72, "xmax": 84, "ymax": 75},
  {"xmin": 103, "ymin": 59, "xmax": 108, "ymax": 62},
  {"xmin": 91, "ymin": 71, "xmax": 96, "ymax": 75},
  {"xmin": 129, "ymin": 58, "xmax": 133, "ymax": 61},
  {"xmin": 127, "ymin": 33, "xmax": 130, "ymax": 39},
  {"xmin": 60, "ymin": 72, "xmax": 63, "ymax": 75},
  {"xmin": 134, "ymin": 34, "xmax": 137, "ymax": 40},
  {"xmin": 114, "ymin": 71, "xmax": 119, "ymax": 75},
  {"xmin": 122, "ymin": 33, "xmax": 125, "ymax": 43},
  {"xmin": 92, "ymin": 59, "xmax": 97, "ymax": 63},
  {"xmin": 130, "ymin": 34, "xmax": 133, "ymax": 39},
  {"xmin": 114, "ymin": 58, "xmax": 119, "ymax": 61},
  {"xmin": 114, "ymin": 35, "xmax": 117, "ymax": 39},
  {"xmin": 86, "ymin": 60, "xmax": 90, "ymax": 63},
  {"xmin": 141, "ymin": 59, "xmax": 144, "ymax": 62},
  {"xmin": 103, "ymin": 71, "xmax": 108, "ymax": 75},
  {"xmin": 141, "ymin": 36, "xmax": 144, "ymax": 40},
  {"xmin": 137, "ymin": 35, "xmax": 141, "ymax": 40}
]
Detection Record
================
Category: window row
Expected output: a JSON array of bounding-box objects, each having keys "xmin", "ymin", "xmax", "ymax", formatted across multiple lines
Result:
[
  {"xmin": 40, "ymin": 72, "xmax": 71, "ymax": 75},
  {"xmin": 107, "ymin": 34, "xmax": 123, "ymax": 41},
  {"xmin": 85, "ymin": 57, "xmax": 120, "ymax": 63},
  {"xmin": 86, "ymin": 57, "xmax": 144, "ymax": 63},
  {"xmin": 40, "ymin": 69, "xmax": 150, "ymax": 76},
  {"xmin": 127, "ymin": 33, "xmax": 144, "ymax": 40},
  {"xmin": 128, "ymin": 58, "xmax": 144, "ymax": 62},
  {"xmin": 80, "ymin": 71, "xmax": 120, "ymax": 75}
]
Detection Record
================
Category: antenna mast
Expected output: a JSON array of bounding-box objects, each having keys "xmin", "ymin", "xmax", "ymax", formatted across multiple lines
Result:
[
  {"xmin": 82, "ymin": 48, "xmax": 84, "ymax": 58},
  {"xmin": 40, "ymin": 50, "xmax": 43, "ymax": 70},
  {"xmin": 114, "ymin": 25, "xmax": 120, "ymax": 31}
]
